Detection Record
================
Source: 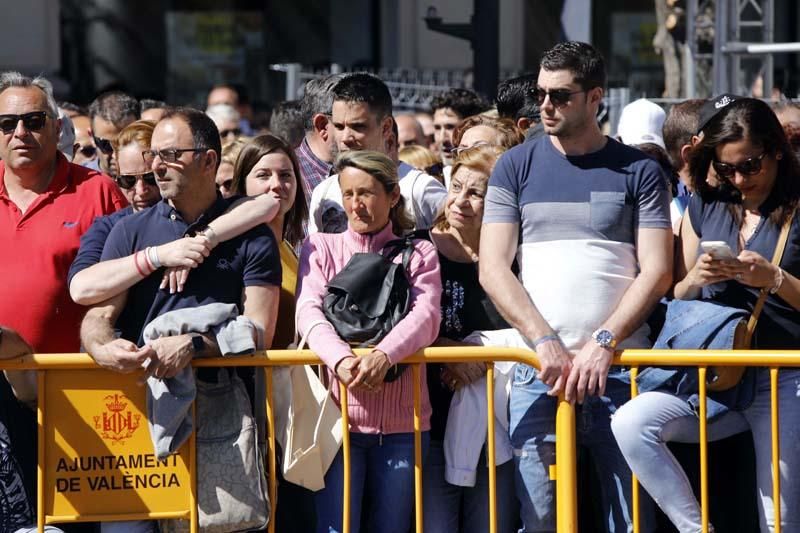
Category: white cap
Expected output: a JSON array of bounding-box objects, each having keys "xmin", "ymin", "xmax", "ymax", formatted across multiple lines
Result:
[
  {"xmin": 616, "ymin": 98, "xmax": 666, "ymax": 150},
  {"xmin": 57, "ymin": 109, "xmax": 76, "ymax": 160}
]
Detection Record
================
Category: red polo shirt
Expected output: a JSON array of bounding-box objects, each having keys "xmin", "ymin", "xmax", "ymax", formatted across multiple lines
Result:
[{"xmin": 0, "ymin": 154, "xmax": 128, "ymax": 353}]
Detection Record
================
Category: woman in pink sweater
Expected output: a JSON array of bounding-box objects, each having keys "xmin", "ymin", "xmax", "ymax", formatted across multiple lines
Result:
[{"xmin": 296, "ymin": 150, "xmax": 442, "ymax": 533}]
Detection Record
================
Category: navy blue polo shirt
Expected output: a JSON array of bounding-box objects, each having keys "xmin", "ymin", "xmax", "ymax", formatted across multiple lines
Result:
[
  {"xmin": 100, "ymin": 195, "xmax": 282, "ymax": 344},
  {"xmin": 68, "ymin": 205, "xmax": 134, "ymax": 286}
]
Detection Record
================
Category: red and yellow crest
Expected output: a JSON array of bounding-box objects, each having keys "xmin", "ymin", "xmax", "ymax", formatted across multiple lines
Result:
[{"xmin": 93, "ymin": 394, "xmax": 141, "ymax": 445}]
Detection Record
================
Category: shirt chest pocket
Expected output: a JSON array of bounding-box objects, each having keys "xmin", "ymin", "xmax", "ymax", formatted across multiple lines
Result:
[{"xmin": 589, "ymin": 191, "xmax": 633, "ymax": 242}]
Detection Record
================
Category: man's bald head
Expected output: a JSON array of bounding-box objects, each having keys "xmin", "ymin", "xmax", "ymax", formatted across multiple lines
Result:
[{"xmin": 395, "ymin": 114, "xmax": 425, "ymax": 149}]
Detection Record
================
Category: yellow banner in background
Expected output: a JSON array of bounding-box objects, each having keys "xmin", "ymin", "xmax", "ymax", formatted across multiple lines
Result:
[{"xmin": 44, "ymin": 370, "xmax": 191, "ymax": 519}]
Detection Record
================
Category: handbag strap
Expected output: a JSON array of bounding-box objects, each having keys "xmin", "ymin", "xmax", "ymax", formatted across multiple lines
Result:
[
  {"xmin": 744, "ymin": 208, "xmax": 796, "ymax": 344},
  {"xmin": 382, "ymin": 234, "xmax": 418, "ymax": 271}
]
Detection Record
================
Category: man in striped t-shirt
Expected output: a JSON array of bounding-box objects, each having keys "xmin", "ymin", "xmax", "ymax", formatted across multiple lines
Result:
[{"xmin": 479, "ymin": 42, "xmax": 673, "ymax": 532}]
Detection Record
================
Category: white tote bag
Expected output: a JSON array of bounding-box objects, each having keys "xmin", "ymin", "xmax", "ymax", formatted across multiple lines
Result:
[{"xmin": 274, "ymin": 322, "xmax": 343, "ymax": 491}]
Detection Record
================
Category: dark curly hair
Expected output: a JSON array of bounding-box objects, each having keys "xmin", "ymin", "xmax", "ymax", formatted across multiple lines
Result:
[
  {"xmin": 496, "ymin": 74, "xmax": 540, "ymax": 121},
  {"xmin": 430, "ymin": 88, "xmax": 490, "ymax": 119},
  {"xmin": 540, "ymin": 41, "xmax": 606, "ymax": 91}
]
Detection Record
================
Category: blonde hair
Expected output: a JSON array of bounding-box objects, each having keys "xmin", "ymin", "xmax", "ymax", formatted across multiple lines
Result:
[
  {"xmin": 114, "ymin": 120, "xmax": 156, "ymax": 152},
  {"xmin": 452, "ymin": 115, "xmax": 524, "ymax": 151},
  {"xmin": 398, "ymin": 145, "xmax": 444, "ymax": 183},
  {"xmin": 433, "ymin": 144, "xmax": 504, "ymax": 231},
  {"xmin": 221, "ymin": 136, "xmax": 251, "ymax": 167},
  {"xmin": 333, "ymin": 150, "xmax": 414, "ymax": 234},
  {"xmin": 399, "ymin": 144, "xmax": 440, "ymax": 169}
]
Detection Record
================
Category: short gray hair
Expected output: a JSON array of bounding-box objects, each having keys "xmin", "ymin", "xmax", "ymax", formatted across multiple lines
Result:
[
  {"xmin": 89, "ymin": 91, "xmax": 141, "ymax": 129},
  {"xmin": 0, "ymin": 71, "xmax": 59, "ymax": 117},
  {"xmin": 301, "ymin": 73, "xmax": 347, "ymax": 132}
]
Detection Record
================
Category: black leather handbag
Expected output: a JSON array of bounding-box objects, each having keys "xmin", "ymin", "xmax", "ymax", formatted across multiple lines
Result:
[{"xmin": 323, "ymin": 236, "xmax": 416, "ymax": 382}]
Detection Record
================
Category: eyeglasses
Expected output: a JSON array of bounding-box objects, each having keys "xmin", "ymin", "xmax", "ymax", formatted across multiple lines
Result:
[
  {"xmin": 77, "ymin": 145, "xmax": 97, "ymax": 158},
  {"xmin": 116, "ymin": 171, "xmax": 157, "ymax": 190},
  {"xmin": 144, "ymin": 147, "xmax": 207, "ymax": 163},
  {"xmin": 0, "ymin": 111, "xmax": 51, "ymax": 134},
  {"xmin": 219, "ymin": 128, "xmax": 241, "ymax": 138},
  {"xmin": 712, "ymin": 152, "xmax": 768, "ymax": 180},
  {"xmin": 93, "ymin": 136, "xmax": 114, "ymax": 155},
  {"xmin": 532, "ymin": 87, "xmax": 586, "ymax": 108}
]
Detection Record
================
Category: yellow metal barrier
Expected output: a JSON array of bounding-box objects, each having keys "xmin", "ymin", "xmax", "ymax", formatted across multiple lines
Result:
[
  {"xmin": 4, "ymin": 347, "xmax": 572, "ymax": 533},
  {"xmin": 618, "ymin": 349, "xmax": 800, "ymax": 533},
  {"xmin": 10, "ymin": 347, "xmax": 792, "ymax": 533}
]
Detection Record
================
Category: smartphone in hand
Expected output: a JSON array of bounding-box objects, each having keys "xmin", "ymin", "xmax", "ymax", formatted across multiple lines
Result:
[{"xmin": 700, "ymin": 241, "xmax": 737, "ymax": 260}]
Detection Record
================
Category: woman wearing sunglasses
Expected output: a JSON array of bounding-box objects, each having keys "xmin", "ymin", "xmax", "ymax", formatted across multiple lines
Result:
[
  {"xmin": 611, "ymin": 98, "xmax": 800, "ymax": 532},
  {"xmin": 69, "ymin": 120, "xmax": 280, "ymax": 306}
]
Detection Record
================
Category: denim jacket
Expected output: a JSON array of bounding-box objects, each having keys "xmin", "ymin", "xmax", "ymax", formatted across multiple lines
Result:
[{"xmin": 636, "ymin": 298, "xmax": 755, "ymax": 418}]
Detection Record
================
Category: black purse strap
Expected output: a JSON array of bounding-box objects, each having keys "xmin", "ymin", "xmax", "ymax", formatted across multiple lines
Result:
[{"xmin": 381, "ymin": 233, "xmax": 420, "ymax": 272}]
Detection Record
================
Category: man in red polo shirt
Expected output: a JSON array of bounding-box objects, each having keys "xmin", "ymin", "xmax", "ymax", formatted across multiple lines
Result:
[
  {"xmin": 0, "ymin": 72, "xmax": 127, "ymax": 355},
  {"xmin": 0, "ymin": 71, "xmax": 126, "ymax": 531}
]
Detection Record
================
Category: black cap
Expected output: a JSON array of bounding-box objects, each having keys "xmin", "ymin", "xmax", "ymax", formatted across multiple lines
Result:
[{"xmin": 697, "ymin": 93, "xmax": 742, "ymax": 135}]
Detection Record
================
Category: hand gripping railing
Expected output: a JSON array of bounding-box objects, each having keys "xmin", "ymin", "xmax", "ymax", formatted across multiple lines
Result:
[
  {"xmin": 617, "ymin": 349, "xmax": 800, "ymax": 533},
  {"xmin": 1, "ymin": 347, "xmax": 577, "ymax": 533},
  {"xmin": 7, "ymin": 348, "xmax": 797, "ymax": 533}
]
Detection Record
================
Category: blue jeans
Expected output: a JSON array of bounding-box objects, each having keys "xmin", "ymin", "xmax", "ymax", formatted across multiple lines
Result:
[
  {"xmin": 315, "ymin": 431, "xmax": 430, "ymax": 533},
  {"xmin": 509, "ymin": 364, "xmax": 651, "ymax": 533},
  {"xmin": 612, "ymin": 368, "xmax": 800, "ymax": 533},
  {"xmin": 422, "ymin": 440, "xmax": 518, "ymax": 533}
]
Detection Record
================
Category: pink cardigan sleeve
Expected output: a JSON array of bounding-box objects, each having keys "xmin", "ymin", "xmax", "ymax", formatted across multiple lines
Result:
[
  {"xmin": 295, "ymin": 236, "xmax": 354, "ymax": 370},
  {"xmin": 375, "ymin": 239, "xmax": 442, "ymax": 364}
]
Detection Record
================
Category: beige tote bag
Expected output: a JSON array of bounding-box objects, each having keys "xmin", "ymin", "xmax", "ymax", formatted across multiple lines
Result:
[{"xmin": 275, "ymin": 321, "xmax": 343, "ymax": 491}]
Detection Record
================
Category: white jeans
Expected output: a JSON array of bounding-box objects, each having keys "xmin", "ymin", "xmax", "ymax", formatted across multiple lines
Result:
[{"xmin": 611, "ymin": 368, "xmax": 800, "ymax": 533}]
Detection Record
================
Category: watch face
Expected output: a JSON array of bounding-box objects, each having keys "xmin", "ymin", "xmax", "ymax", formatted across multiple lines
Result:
[{"xmin": 596, "ymin": 330, "xmax": 613, "ymax": 346}]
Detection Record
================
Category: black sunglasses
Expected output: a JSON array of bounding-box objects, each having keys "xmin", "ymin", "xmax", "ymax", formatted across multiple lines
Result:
[
  {"xmin": 93, "ymin": 136, "xmax": 114, "ymax": 155},
  {"xmin": 219, "ymin": 128, "xmax": 241, "ymax": 138},
  {"xmin": 0, "ymin": 111, "xmax": 50, "ymax": 134},
  {"xmin": 144, "ymin": 147, "xmax": 207, "ymax": 163},
  {"xmin": 77, "ymin": 145, "xmax": 97, "ymax": 158},
  {"xmin": 712, "ymin": 152, "xmax": 768, "ymax": 180},
  {"xmin": 116, "ymin": 172, "xmax": 157, "ymax": 190},
  {"xmin": 532, "ymin": 87, "xmax": 586, "ymax": 108}
]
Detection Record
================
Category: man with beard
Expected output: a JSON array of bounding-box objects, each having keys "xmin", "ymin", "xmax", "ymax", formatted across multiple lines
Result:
[{"xmin": 479, "ymin": 42, "xmax": 672, "ymax": 532}]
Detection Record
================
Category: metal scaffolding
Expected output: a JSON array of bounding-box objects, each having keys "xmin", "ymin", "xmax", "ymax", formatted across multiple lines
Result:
[{"xmin": 712, "ymin": 0, "xmax": 776, "ymax": 96}]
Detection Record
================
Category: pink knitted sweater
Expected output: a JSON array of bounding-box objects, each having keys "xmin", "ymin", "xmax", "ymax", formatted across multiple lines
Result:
[{"xmin": 296, "ymin": 222, "xmax": 442, "ymax": 434}]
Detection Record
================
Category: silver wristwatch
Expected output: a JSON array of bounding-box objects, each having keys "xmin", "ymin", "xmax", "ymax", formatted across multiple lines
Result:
[{"xmin": 591, "ymin": 328, "xmax": 618, "ymax": 350}]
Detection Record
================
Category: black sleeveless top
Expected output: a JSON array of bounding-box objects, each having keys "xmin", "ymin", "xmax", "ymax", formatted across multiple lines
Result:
[
  {"xmin": 422, "ymin": 231, "xmax": 511, "ymax": 440},
  {"xmin": 688, "ymin": 194, "xmax": 800, "ymax": 348}
]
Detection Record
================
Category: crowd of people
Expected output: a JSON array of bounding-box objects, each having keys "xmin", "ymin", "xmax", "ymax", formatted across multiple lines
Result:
[{"xmin": 1, "ymin": 39, "xmax": 799, "ymax": 533}]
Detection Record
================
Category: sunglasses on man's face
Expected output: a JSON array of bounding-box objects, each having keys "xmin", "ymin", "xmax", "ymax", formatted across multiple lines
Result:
[
  {"xmin": 116, "ymin": 172, "xmax": 157, "ymax": 190},
  {"xmin": 144, "ymin": 147, "xmax": 207, "ymax": 163},
  {"xmin": 0, "ymin": 111, "xmax": 50, "ymax": 134},
  {"xmin": 93, "ymin": 136, "xmax": 114, "ymax": 155},
  {"xmin": 219, "ymin": 128, "xmax": 241, "ymax": 138},
  {"xmin": 77, "ymin": 145, "xmax": 97, "ymax": 158},
  {"xmin": 532, "ymin": 87, "xmax": 586, "ymax": 108},
  {"xmin": 711, "ymin": 152, "xmax": 767, "ymax": 180}
]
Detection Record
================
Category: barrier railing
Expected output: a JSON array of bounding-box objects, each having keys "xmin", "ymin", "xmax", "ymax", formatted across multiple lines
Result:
[
  {"xmin": 617, "ymin": 349, "xmax": 800, "ymax": 533},
  {"xmin": 6, "ymin": 348, "xmax": 796, "ymax": 533},
  {"xmin": 3, "ymin": 347, "xmax": 575, "ymax": 533}
]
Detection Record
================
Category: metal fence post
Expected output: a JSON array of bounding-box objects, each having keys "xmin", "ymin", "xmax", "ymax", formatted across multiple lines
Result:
[{"xmin": 556, "ymin": 398, "xmax": 578, "ymax": 532}]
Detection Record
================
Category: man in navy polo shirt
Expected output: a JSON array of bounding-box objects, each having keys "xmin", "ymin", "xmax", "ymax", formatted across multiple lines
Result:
[{"xmin": 80, "ymin": 106, "xmax": 281, "ymax": 382}]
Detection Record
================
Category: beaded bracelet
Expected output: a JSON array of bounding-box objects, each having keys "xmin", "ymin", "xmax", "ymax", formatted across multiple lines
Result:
[
  {"xmin": 531, "ymin": 334, "xmax": 561, "ymax": 348},
  {"xmin": 769, "ymin": 267, "xmax": 785, "ymax": 294}
]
